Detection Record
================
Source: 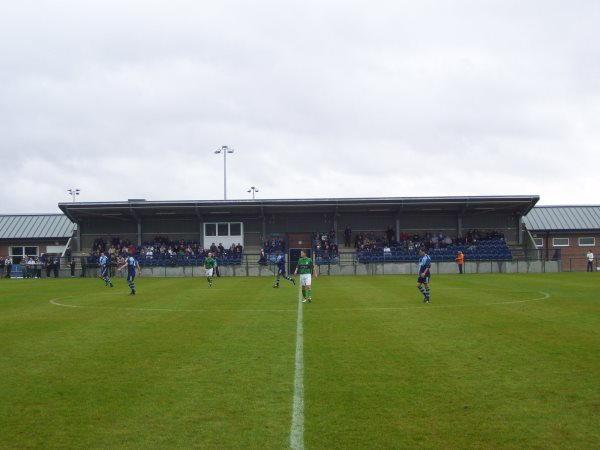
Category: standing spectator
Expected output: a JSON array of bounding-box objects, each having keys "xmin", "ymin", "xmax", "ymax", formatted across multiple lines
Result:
[
  {"xmin": 214, "ymin": 255, "xmax": 221, "ymax": 278},
  {"xmin": 456, "ymin": 251, "xmax": 465, "ymax": 274},
  {"xmin": 21, "ymin": 258, "xmax": 29, "ymax": 279},
  {"xmin": 344, "ymin": 225, "xmax": 352, "ymax": 248},
  {"xmin": 70, "ymin": 258, "xmax": 76, "ymax": 277},
  {"xmin": 0, "ymin": 257, "xmax": 4, "ymax": 278},
  {"xmin": 52, "ymin": 257, "xmax": 60, "ymax": 278},
  {"xmin": 27, "ymin": 257, "xmax": 35, "ymax": 278},
  {"xmin": 5, "ymin": 256, "xmax": 12, "ymax": 278},
  {"xmin": 258, "ymin": 249, "xmax": 267, "ymax": 266},
  {"xmin": 34, "ymin": 257, "xmax": 42, "ymax": 278},
  {"xmin": 386, "ymin": 226, "xmax": 394, "ymax": 246},
  {"xmin": 45, "ymin": 256, "xmax": 53, "ymax": 278},
  {"xmin": 586, "ymin": 250, "xmax": 594, "ymax": 272},
  {"xmin": 80, "ymin": 255, "xmax": 87, "ymax": 277}
]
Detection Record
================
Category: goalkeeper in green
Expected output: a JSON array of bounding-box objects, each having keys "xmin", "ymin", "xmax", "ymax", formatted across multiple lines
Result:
[{"xmin": 294, "ymin": 250, "xmax": 317, "ymax": 303}]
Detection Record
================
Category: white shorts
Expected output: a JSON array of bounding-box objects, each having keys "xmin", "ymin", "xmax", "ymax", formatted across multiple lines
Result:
[
  {"xmin": 205, "ymin": 268, "xmax": 214, "ymax": 277},
  {"xmin": 299, "ymin": 273, "xmax": 312, "ymax": 287}
]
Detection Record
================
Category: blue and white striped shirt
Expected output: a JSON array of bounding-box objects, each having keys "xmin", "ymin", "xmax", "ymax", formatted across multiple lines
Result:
[{"xmin": 418, "ymin": 254, "xmax": 431, "ymax": 274}]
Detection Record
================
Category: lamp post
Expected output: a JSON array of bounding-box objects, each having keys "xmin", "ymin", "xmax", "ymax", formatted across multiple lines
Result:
[
  {"xmin": 67, "ymin": 188, "xmax": 80, "ymax": 202},
  {"xmin": 247, "ymin": 186, "xmax": 259, "ymax": 200},
  {"xmin": 214, "ymin": 145, "xmax": 234, "ymax": 200}
]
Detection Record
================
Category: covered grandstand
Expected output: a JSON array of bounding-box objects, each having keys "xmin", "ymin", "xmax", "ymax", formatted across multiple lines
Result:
[{"xmin": 56, "ymin": 195, "xmax": 546, "ymax": 275}]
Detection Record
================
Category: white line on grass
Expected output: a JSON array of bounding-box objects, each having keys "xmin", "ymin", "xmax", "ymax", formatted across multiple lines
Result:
[
  {"xmin": 49, "ymin": 291, "xmax": 552, "ymax": 314},
  {"xmin": 49, "ymin": 299, "xmax": 295, "ymax": 313},
  {"xmin": 323, "ymin": 291, "xmax": 552, "ymax": 311},
  {"xmin": 290, "ymin": 286, "xmax": 305, "ymax": 450}
]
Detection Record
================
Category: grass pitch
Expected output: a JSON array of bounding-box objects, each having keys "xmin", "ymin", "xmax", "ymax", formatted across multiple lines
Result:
[{"xmin": 1, "ymin": 273, "xmax": 599, "ymax": 449}]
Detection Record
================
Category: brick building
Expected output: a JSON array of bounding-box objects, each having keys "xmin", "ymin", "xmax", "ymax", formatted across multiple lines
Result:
[
  {"xmin": 0, "ymin": 214, "xmax": 76, "ymax": 263},
  {"xmin": 523, "ymin": 206, "xmax": 600, "ymax": 271}
]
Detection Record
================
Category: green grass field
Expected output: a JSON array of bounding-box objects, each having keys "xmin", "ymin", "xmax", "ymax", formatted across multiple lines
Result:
[{"xmin": 1, "ymin": 273, "xmax": 599, "ymax": 449}]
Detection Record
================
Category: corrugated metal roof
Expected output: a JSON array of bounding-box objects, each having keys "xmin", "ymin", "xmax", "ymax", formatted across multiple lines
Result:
[
  {"xmin": 524, "ymin": 206, "xmax": 600, "ymax": 231},
  {"xmin": 0, "ymin": 214, "xmax": 75, "ymax": 239}
]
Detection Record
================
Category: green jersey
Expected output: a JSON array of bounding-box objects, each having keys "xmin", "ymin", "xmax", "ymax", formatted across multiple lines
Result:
[
  {"xmin": 204, "ymin": 257, "xmax": 215, "ymax": 269},
  {"xmin": 296, "ymin": 257, "xmax": 313, "ymax": 274}
]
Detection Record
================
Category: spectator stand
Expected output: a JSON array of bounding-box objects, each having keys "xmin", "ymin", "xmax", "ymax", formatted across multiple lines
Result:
[
  {"xmin": 357, "ymin": 230, "xmax": 512, "ymax": 264},
  {"xmin": 88, "ymin": 237, "xmax": 243, "ymax": 271}
]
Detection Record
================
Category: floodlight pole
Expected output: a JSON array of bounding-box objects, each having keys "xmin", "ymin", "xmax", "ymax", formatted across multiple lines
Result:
[
  {"xmin": 214, "ymin": 145, "xmax": 234, "ymax": 200},
  {"xmin": 67, "ymin": 188, "xmax": 80, "ymax": 202},
  {"xmin": 247, "ymin": 186, "xmax": 259, "ymax": 200}
]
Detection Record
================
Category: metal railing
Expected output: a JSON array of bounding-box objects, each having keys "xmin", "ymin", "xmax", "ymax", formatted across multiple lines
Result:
[{"xmin": 4, "ymin": 252, "xmax": 592, "ymax": 278}]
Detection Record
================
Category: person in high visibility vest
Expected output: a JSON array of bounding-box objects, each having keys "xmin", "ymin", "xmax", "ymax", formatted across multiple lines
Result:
[{"xmin": 456, "ymin": 251, "xmax": 465, "ymax": 274}]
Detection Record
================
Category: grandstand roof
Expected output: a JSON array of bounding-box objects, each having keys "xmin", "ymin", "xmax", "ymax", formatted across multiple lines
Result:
[
  {"xmin": 58, "ymin": 196, "xmax": 539, "ymax": 221},
  {"xmin": 0, "ymin": 214, "xmax": 75, "ymax": 240},
  {"xmin": 523, "ymin": 206, "xmax": 600, "ymax": 231}
]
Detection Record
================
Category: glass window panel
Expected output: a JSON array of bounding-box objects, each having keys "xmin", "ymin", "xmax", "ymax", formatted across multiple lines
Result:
[
  {"xmin": 552, "ymin": 238, "xmax": 569, "ymax": 247},
  {"xmin": 230, "ymin": 223, "xmax": 241, "ymax": 236},
  {"xmin": 217, "ymin": 223, "xmax": 229, "ymax": 236},
  {"xmin": 205, "ymin": 224, "xmax": 216, "ymax": 236}
]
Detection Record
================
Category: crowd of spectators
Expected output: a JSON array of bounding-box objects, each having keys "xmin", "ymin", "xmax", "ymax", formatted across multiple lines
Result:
[
  {"xmin": 356, "ymin": 227, "xmax": 506, "ymax": 255},
  {"xmin": 263, "ymin": 237, "xmax": 286, "ymax": 253},
  {"xmin": 90, "ymin": 236, "xmax": 243, "ymax": 265},
  {"xmin": 314, "ymin": 229, "xmax": 339, "ymax": 263}
]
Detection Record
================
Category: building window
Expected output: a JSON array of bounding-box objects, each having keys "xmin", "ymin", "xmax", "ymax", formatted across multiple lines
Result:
[
  {"xmin": 230, "ymin": 223, "xmax": 241, "ymax": 236},
  {"xmin": 532, "ymin": 237, "xmax": 543, "ymax": 247},
  {"xmin": 552, "ymin": 238, "xmax": 569, "ymax": 247},
  {"xmin": 217, "ymin": 223, "xmax": 229, "ymax": 236},
  {"xmin": 578, "ymin": 237, "xmax": 595, "ymax": 247},
  {"xmin": 205, "ymin": 224, "xmax": 217, "ymax": 237},
  {"xmin": 9, "ymin": 246, "xmax": 39, "ymax": 263},
  {"xmin": 204, "ymin": 222, "xmax": 243, "ymax": 238}
]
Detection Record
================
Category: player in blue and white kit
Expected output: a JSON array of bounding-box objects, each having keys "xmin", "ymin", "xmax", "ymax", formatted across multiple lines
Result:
[
  {"xmin": 417, "ymin": 247, "xmax": 431, "ymax": 303},
  {"xmin": 273, "ymin": 251, "xmax": 295, "ymax": 288},
  {"xmin": 118, "ymin": 252, "xmax": 141, "ymax": 295},
  {"xmin": 98, "ymin": 251, "xmax": 113, "ymax": 287}
]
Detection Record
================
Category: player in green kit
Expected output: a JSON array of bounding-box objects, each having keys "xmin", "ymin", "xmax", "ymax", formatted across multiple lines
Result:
[
  {"xmin": 204, "ymin": 252, "xmax": 216, "ymax": 287},
  {"xmin": 294, "ymin": 250, "xmax": 317, "ymax": 303}
]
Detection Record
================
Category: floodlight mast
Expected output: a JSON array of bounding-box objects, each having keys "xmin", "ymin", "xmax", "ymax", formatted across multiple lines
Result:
[
  {"xmin": 214, "ymin": 146, "xmax": 234, "ymax": 200},
  {"xmin": 247, "ymin": 186, "xmax": 259, "ymax": 200},
  {"xmin": 67, "ymin": 188, "xmax": 80, "ymax": 202}
]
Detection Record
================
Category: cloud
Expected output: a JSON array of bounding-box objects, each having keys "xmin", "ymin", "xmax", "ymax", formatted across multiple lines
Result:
[{"xmin": 1, "ymin": 1, "xmax": 599, "ymax": 212}]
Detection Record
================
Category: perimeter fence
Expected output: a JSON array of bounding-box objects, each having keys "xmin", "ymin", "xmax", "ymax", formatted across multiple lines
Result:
[{"xmin": 4, "ymin": 252, "xmax": 590, "ymax": 279}]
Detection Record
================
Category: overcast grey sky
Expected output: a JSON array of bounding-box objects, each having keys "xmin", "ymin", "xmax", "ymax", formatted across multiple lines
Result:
[{"xmin": 1, "ymin": 0, "xmax": 598, "ymax": 213}]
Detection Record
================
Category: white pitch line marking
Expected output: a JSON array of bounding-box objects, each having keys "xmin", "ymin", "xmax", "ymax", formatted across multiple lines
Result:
[
  {"xmin": 290, "ymin": 285, "xmax": 305, "ymax": 450},
  {"xmin": 49, "ymin": 292, "xmax": 552, "ymax": 313},
  {"xmin": 322, "ymin": 291, "xmax": 552, "ymax": 311},
  {"xmin": 49, "ymin": 299, "xmax": 295, "ymax": 313}
]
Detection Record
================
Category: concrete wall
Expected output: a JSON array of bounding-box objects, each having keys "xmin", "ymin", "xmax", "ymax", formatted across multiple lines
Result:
[{"xmin": 72, "ymin": 260, "xmax": 560, "ymax": 279}]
